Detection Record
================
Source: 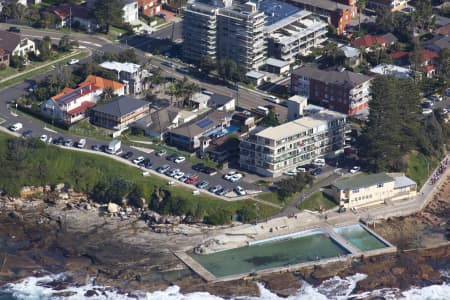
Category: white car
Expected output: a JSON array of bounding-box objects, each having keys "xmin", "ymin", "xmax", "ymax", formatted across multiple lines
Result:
[
  {"xmin": 229, "ymin": 173, "xmax": 243, "ymax": 182},
  {"xmin": 132, "ymin": 156, "xmax": 145, "ymax": 164},
  {"xmin": 296, "ymin": 167, "xmax": 306, "ymax": 173},
  {"xmin": 284, "ymin": 169, "xmax": 297, "ymax": 176},
  {"xmin": 234, "ymin": 186, "xmax": 246, "ymax": 196},
  {"xmin": 313, "ymin": 158, "xmax": 326, "ymax": 166},
  {"xmin": 174, "ymin": 156, "xmax": 186, "ymax": 164},
  {"xmin": 39, "ymin": 134, "xmax": 48, "ymax": 142},
  {"xmin": 422, "ymin": 109, "xmax": 433, "ymax": 115},
  {"xmin": 265, "ymin": 95, "xmax": 280, "ymax": 104},
  {"xmin": 173, "ymin": 171, "xmax": 185, "ymax": 180},
  {"xmin": 68, "ymin": 59, "xmax": 79, "ymax": 65},
  {"xmin": 350, "ymin": 166, "xmax": 361, "ymax": 174},
  {"xmin": 223, "ymin": 171, "xmax": 237, "ymax": 180}
]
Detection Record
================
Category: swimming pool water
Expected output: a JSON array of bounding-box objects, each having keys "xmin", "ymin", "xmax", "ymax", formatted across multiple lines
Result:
[{"xmin": 334, "ymin": 224, "xmax": 388, "ymax": 252}]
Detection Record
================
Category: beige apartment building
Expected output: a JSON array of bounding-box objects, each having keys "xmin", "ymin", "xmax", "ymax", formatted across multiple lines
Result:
[
  {"xmin": 331, "ymin": 173, "xmax": 417, "ymax": 209},
  {"xmin": 239, "ymin": 108, "xmax": 346, "ymax": 177}
]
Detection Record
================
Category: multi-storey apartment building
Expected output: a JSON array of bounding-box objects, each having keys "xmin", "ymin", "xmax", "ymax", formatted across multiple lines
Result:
[
  {"xmin": 239, "ymin": 107, "xmax": 346, "ymax": 177},
  {"xmin": 182, "ymin": 0, "xmax": 266, "ymax": 71},
  {"xmin": 182, "ymin": 1, "xmax": 219, "ymax": 63},
  {"xmin": 217, "ymin": 2, "xmax": 267, "ymax": 70},
  {"xmin": 291, "ymin": 66, "xmax": 372, "ymax": 116},
  {"xmin": 100, "ymin": 61, "xmax": 150, "ymax": 95},
  {"xmin": 265, "ymin": 10, "xmax": 328, "ymax": 62}
]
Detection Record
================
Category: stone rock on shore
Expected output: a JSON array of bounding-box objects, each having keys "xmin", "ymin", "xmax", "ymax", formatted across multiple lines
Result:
[
  {"xmin": 259, "ymin": 273, "xmax": 302, "ymax": 297},
  {"xmin": 107, "ymin": 203, "xmax": 119, "ymax": 214}
]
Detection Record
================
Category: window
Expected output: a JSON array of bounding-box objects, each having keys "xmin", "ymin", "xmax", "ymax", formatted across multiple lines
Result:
[
  {"xmin": 377, "ymin": 183, "xmax": 384, "ymax": 188},
  {"xmin": 352, "ymin": 189, "xmax": 359, "ymax": 194}
]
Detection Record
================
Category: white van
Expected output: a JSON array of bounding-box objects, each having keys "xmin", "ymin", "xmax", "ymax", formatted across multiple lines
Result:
[
  {"xmin": 77, "ymin": 138, "xmax": 86, "ymax": 148},
  {"xmin": 9, "ymin": 123, "xmax": 23, "ymax": 132},
  {"xmin": 265, "ymin": 95, "xmax": 280, "ymax": 104}
]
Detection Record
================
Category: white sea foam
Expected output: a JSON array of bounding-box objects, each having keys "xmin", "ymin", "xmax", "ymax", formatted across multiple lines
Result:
[{"xmin": 1, "ymin": 272, "xmax": 449, "ymax": 300}]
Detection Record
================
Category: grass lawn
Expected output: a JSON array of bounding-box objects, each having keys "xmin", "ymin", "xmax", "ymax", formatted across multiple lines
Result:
[
  {"xmin": 0, "ymin": 50, "xmax": 89, "ymax": 90},
  {"xmin": 0, "ymin": 118, "xmax": 4, "ymax": 124},
  {"xmin": 406, "ymin": 151, "xmax": 440, "ymax": 188},
  {"xmin": 69, "ymin": 119, "xmax": 113, "ymax": 141},
  {"xmin": 256, "ymin": 191, "xmax": 299, "ymax": 206},
  {"xmin": 0, "ymin": 131, "xmax": 279, "ymax": 221},
  {"xmin": 298, "ymin": 191, "xmax": 337, "ymax": 211}
]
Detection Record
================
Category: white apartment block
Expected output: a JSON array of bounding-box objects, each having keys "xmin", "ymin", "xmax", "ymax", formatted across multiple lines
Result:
[
  {"xmin": 368, "ymin": 0, "xmax": 408, "ymax": 12},
  {"xmin": 239, "ymin": 107, "xmax": 346, "ymax": 177},
  {"xmin": 266, "ymin": 10, "xmax": 328, "ymax": 62},
  {"xmin": 123, "ymin": 0, "xmax": 139, "ymax": 24}
]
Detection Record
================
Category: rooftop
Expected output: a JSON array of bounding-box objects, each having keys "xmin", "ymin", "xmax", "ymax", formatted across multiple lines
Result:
[
  {"xmin": 100, "ymin": 61, "xmax": 142, "ymax": 74},
  {"xmin": 286, "ymin": 0, "xmax": 350, "ymax": 12},
  {"xmin": 393, "ymin": 175, "xmax": 416, "ymax": 189},
  {"xmin": 339, "ymin": 45, "xmax": 360, "ymax": 58},
  {"xmin": 333, "ymin": 173, "xmax": 394, "ymax": 190},
  {"xmin": 259, "ymin": 0, "xmax": 300, "ymax": 26},
  {"xmin": 351, "ymin": 34, "xmax": 386, "ymax": 48},
  {"xmin": 246, "ymin": 70, "xmax": 265, "ymax": 79},
  {"xmin": 256, "ymin": 108, "xmax": 345, "ymax": 140},
  {"xmin": 80, "ymin": 75, "xmax": 124, "ymax": 91},
  {"xmin": 292, "ymin": 65, "xmax": 372, "ymax": 88},
  {"xmin": 369, "ymin": 64, "xmax": 411, "ymax": 78},
  {"xmin": 266, "ymin": 57, "xmax": 290, "ymax": 68},
  {"xmin": 170, "ymin": 110, "xmax": 228, "ymax": 138},
  {"xmin": 209, "ymin": 93, "xmax": 234, "ymax": 107},
  {"xmin": 91, "ymin": 95, "xmax": 149, "ymax": 118},
  {"xmin": 0, "ymin": 30, "xmax": 21, "ymax": 53}
]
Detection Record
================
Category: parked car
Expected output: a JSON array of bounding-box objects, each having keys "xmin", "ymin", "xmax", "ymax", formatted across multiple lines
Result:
[
  {"xmin": 209, "ymin": 185, "xmax": 222, "ymax": 193},
  {"xmin": 91, "ymin": 144, "xmax": 102, "ymax": 151},
  {"xmin": 173, "ymin": 171, "xmax": 185, "ymax": 180},
  {"xmin": 77, "ymin": 138, "xmax": 86, "ymax": 148},
  {"xmin": 422, "ymin": 109, "xmax": 433, "ymax": 115},
  {"xmin": 311, "ymin": 168, "xmax": 322, "ymax": 176},
  {"xmin": 296, "ymin": 167, "xmax": 307, "ymax": 173},
  {"xmin": 9, "ymin": 122, "xmax": 22, "ymax": 132},
  {"xmin": 162, "ymin": 60, "xmax": 174, "ymax": 68},
  {"xmin": 313, "ymin": 158, "xmax": 326, "ymax": 167},
  {"xmin": 68, "ymin": 59, "xmax": 79, "ymax": 65},
  {"xmin": 8, "ymin": 27, "xmax": 20, "ymax": 33},
  {"xmin": 64, "ymin": 139, "xmax": 73, "ymax": 147},
  {"xmin": 22, "ymin": 130, "xmax": 32, "ymax": 138},
  {"xmin": 422, "ymin": 100, "xmax": 433, "ymax": 108},
  {"xmin": 350, "ymin": 166, "xmax": 361, "ymax": 174},
  {"xmin": 166, "ymin": 154, "xmax": 177, "ymax": 161},
  {"xmin": 234, "ymin": 186, "xmax": 246, "ymax": 196},
  {"xmin": 39, "ymin": 134, "xmax": 48, "ymax": 142},
  {"xmin": 167, "ymin": 168, "xmax": 180, "ymax": 177},
  {"xmin": 203, "ymin": 167, "xmax": 217, "ymax": 175},
  {"xmin": 186, "ymin": 175, "xmax": 199, "ymax": 184},
  {"xmin": 179, "ymin": 173, "xmax": 192, "ymax": 182},
  {"xmin": 122, "ymin": 151, "xmax": 134, "ymax": 159},
  {"xmin": 217, "ymin": 188, "xmax": 230, "ymax": 196},
  {"xmin": 284, "ymin": 169, "xmax": 297, "ymax": 176},
  {"xmin": 176, "ymin": 67, "xmax": 190, "ymax": 74},
  {"xmin": 174, "ymin": 156, "xmax": 186, "ymax": 164},
  {"xmin": 265, "ymin": 95, "xmax": 280, "ymax": 104},
  {"xmin": 223, "ymin": 171, "xmax": 237, "ymax": 180},
  {"xmin": 229, "ymin": 173, "xmax": 243, "ymax": 182},
  {"xmin": 192, "ymin": 163, "xmax": 205, "ymax": 171},
  {"xmin": 53, "ymin": 136, "xmax": 65, "ymax": 145},
  {"xmin": 155, "ymin": 150, "xmax": 167, "ymax": 157},
  {"xmin": 196, "ymin": 181, "xmax": 209, "ymax": 189},
  {"xmin": 132, "ymin": 156, "xmax": 145, "ymax": 164},
  {"xmin": 157, "ymin": 164, "xmax": 170, "ymax": 174},
  {"xmin": 430, "ymin": 93, "xmax": 443, "ymax": 102}
]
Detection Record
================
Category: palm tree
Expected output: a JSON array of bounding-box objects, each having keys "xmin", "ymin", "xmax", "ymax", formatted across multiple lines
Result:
[
  {"xmin": 98, "ymin": 87, "xmax": 115, "ymax": 104},
  {"xmin": 356, "ymin": 0, "xmax": 367, "ymax": 32}
]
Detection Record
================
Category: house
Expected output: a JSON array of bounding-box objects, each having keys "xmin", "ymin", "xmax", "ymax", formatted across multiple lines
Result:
[
  {"xmin": 379, "ymin": 33, "xmax": 398, "ymax": 46},
  {"xmin": 435, "ymin": 23, "xmax": 450, "ymax": 36},
  {"xmin": 351, "ymin": 34, "xmax": 386, "ymax": 50},
  {"xmin": 48, "ymin": 4, "xmax": 97, "ymax": 32},
  {"xmin": 369, "ymin": 64, "xmax": 411, "ymax": 78},
  {"xmin": 132, "ymin": 107, "xmax": 187, "ymax": 139},
  {"xmin": 209, "ymin": 93, "xmax": 235, "ymax": 112},
  {"xmin": 291, "ymin": 65, "xmax": 373, "ymax": 116},
  {"xmin": 123, "ymin": 0, "xmax": 139, "ymax": 25},
  {"xmin": 331, "ymin": 173, "xmax": 417, "ymax": 209},
  {"xmin": 0, "ymin": 30, "xmax": 37, "ymax": 59},
  {"xmin": 390, "ymin": 51, "xmax": 409, "ymax": 66},
  {"xmin": 167, "ymin": 110, "xmax": 230, "ymax": 152},
  {"xmin": 99, "ymin": 61, "xmax": 150, "ymax": 95},
  {"xmin": 239, "ymin": 107, "xmax": 346, "ymax": 177},
  {"xmin": 206, "ymin": 134, "xmax": 240, "ymax": 163},
  {"xmin": 284, "ymin": 0, "xmax": 353, "ymax": 35},
  {"xmin": 246, "ymin": 70, "xmax": 266, "ymax": 86},
  {"xmin": 40, "ymin": 76, "xmax": 124, "ymax": 124},
  {"xmin": 339, "ymin": 45, "xmax": 360, "ymax": 68},
  {"xmin": 138, "ymin": 0, "xmax": 161, "ymax": 17},
  {"xmin": 190, "ymin": 93, "xmax": 210, "ymax": 110},
  {"xmin": 423, "ymin": 35, "xmax": 450, "ymax": 53},
  {"xmin": 231, "ymin": 112, "xmax": 255, "ymax": 132},
  {"xmin": 0, "ymin": 48, "xmax": 9, "ymax": 67},
  {"xmin": 367, "ymin": 0, "xmax": 408, "ymax": 12},
  {"xmin": 90, "ymin": 95, "xmax": 150, "ymax": 130},
  {"xmin": 265, "ymin": 58, "xmax": 291, "ymax": 75}
]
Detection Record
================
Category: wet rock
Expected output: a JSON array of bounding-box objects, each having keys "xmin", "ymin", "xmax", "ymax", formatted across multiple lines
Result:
[
  {"xmin": 53, "ymin": 292, "xmax": 77, "ymax": 297},
  {"xmin": 84, "ymin": 290, "xmax": 98, "ymax": 297},
  {"xmin": 8, "ymin": 211, "xmax": 23, "ymax": 221},
  {"xmin": 260, "ymin": 272, "xmax": 301, "ymax": 297}
]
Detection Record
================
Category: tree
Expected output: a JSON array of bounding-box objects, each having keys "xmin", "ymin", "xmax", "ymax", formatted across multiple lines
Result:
[
  {"xmin": 98, "ymin": 87, "xmax": 115, "ymax": 104},
  {"xmin": 58, "ymin": 35, "xmax": 75, "ymax": 52},
  {"xmin": 276, "ymin": 173, "xmax": 313, "ymax": 201},
  {"xmin": 356, "ymin": 0, "xmax": 367, "ymax": 31},
  {"xmin": 94, "ymin": 0, "xmax": 125, "ymax": 33},
  {"xmin": 39, "ymin": 12, "xmax": 57, "ymax": 29},
  {"xmin": 37, "ymin": 36, "xmax": 53, "ymax": 61},
  {"xmin": 117, "ymin": 49, "xmax": 139, "ymax": 63},
  {"xmin": 10, "ymin": 55, "xmax": 25, "ymax": 71},
  {"xmin": 261, "ymin": 110, "xmax": 280, "ymax": 127},
  {"xmin": 199, "ymin": 55, "xmax": 216, "ymax": 76}
]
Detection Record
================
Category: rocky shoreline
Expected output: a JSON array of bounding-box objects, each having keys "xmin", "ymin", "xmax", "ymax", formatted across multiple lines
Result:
[{"xmin": 0, "ymin": 186, "xmax": 448, "ymax": 298}]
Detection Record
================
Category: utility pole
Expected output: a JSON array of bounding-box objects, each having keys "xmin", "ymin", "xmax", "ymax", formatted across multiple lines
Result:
[{"xmin": 69, "ymin": 7, "xmax": 72, "ymax": 33}]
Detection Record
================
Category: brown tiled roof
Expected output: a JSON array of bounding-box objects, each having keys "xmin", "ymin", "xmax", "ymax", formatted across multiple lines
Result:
[{"xmin": 0, "ymin": 30, "xmax": 21, "ymax": 54}]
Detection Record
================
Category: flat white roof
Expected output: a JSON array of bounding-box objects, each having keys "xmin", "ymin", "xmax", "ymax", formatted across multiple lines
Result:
[
  {"xmin": 370, "ymin": 64, "xmax": 411, "ymax": 78},
  {"xmin": 265, "ymin": 10, "xmax": 311, "ymax": 33},
  {"xmin": 100, "ymin": 61, "xmax": 141, "ymax": 74},
  {"xmin": 266, "ymin": 57, "xmax": 290, "ymax": 68},
  {"xmin": 246, "ymin": 70, "xmax": 265, "ymax": 79}
]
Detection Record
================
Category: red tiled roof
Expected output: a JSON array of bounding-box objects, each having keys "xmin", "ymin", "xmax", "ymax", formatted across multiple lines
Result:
[
  {"xmin": 351, "ymin": 34, "xmax": 386, "ymax": 48},
  {"xmin": 79, "ymin": 75, "xmax": 124, "ymax": 91},
  {"xmin": 67, "ymin": 101, "xmax": 95, "ymax": 115},
  {"xmin": 390, "ymin": 51, "xmax": 408, "ymax": 59},
  {"xmin": 421, "ymin": 49, "xmax": 438, "ymax": 62},
  {"xmin": 419, "ymin": 65, "xmax": 435, "ymax": 73}
]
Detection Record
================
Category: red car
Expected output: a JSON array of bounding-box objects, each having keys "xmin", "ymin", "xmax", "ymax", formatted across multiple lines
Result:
[{"xmin": 186, "ymin": 175, "xmax": 199, "ymax": 184}]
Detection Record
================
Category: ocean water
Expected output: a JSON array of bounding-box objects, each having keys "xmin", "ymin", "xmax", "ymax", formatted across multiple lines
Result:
[{"xmin": 0, "ymin": 272, "xmax": 449, "ymax": 300}]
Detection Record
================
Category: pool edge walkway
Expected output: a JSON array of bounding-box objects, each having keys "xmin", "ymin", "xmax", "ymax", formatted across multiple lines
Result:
[{"xmin": 174, "ymin": 251, "xmax": 216, "ymax": 282}]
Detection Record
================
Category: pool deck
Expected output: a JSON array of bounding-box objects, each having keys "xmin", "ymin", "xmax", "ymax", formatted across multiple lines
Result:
[{"xmin": 178, "ymin": 222, "xmax": 397, "ymax": 282}]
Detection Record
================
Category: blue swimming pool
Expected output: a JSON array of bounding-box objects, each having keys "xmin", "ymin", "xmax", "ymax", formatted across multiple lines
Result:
[{"xmin": 223, "ymin": 125, "xmax": 239, "ymax": 134}]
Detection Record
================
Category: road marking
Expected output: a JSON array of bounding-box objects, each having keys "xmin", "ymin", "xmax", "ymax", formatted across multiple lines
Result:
[
  {"xmin": 43, "ymin": 127, "xmax": 58, "ymax": 133},
  {"xmin": 22, "ymin": 35, "xmax": 102, "ymax": 47}
]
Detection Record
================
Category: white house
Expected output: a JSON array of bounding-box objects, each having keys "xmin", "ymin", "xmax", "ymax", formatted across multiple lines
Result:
[
  {"xmin": 0, "ymin": 30, "xmax": 37, "ymax": 58},
  {"xmin": 123, "ymin": 0, "xmax": 139, "ymax": 25}
]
